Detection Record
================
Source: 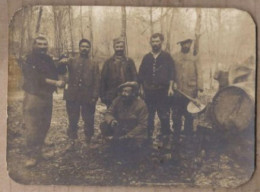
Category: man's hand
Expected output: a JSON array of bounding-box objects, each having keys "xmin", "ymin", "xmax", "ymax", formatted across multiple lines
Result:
[
  {"xmin": 119, "ymin": 134, "xmax": 133, "ymax": 140},
  {"xmin": 168, "ymin": 87, "xmax": 174, "ymax": 97},
  {"xmin": 173, "ymin": 83, "xmax": 178, "ymax": 90},
  {"xmin": 111, "ymin": 120, "xmax": 118, "ymax": 128},
  {"xmin": 193, "ymin": 99, "xmax": 201, "ymax": 107},
  {"xmin": 55, "ymin": 80, "xmax": 65, "ymax": 88},
  {"xmin": 59, "ymin": 58, "xmax": 69, "ymax": 64},
  {"xmin": 168, "ymin": 80, "xmax": 175, "ymax": 96},
  {"xmin": 139, "ymin": 85, "xmax": 145, "ymax": 99}
]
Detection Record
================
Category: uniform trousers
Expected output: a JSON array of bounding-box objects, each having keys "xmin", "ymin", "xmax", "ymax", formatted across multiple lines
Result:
[
  {"xmin": 66, "ymin": 100, "xmax": 96, "ymax": 139},
  {"xmin": 144, "ymin": 88, "xmax": 171, "ymax": 139},
  {"xmin": 23, "ymin": 92, "xmax": 53, "ymax": 159},
  {"xmin": 171, "ymin": 95, "xmax": 193, "ymax": 138}
]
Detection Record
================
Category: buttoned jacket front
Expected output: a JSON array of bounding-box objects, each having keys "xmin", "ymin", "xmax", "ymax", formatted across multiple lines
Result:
[{"xmin": 61, "ymin": 55, "xmax": 100, "ymax": 102}]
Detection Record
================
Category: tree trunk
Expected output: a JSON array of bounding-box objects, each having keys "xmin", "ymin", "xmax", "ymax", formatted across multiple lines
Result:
[
  {"xmin": 149, "ymin": 7, "xmax": 153, "ymax": 35},
  {"xmin": 194, "ymin": 8, "xmax": 202, "ymax": 56},
  {"xmin": 121, "ymin": 6, "xmax": 128, "ymax": 58},
  {"xmin": 80, "ymin": 6, "xmax": 84, "ymax": 39},
  {"xmin": 19, "ymin": 8, "xmax": 26, "ymax": 61},
  {"xmin": 52, "ymin": 7, "xmax": 59, "ymax": 57},
  {"xmin": 160, "ymin": 8, "xmax": 164, "ymax": 34},
  {"xmin": 68, "ymin": 6, "xmax": 74, "ymax": 55},
  {"xmin": 35, "ymin": 6, "xmax": 43, "ymax": 34},
  {"xmin": 89, "ymin": 7, "xmax": 93, "ymax": 58},
  {"xmin": 26, "ymin": 6, "xmax": 33, "ymax": 52},
  {"xmin": 166, "ymin": 9, "xmax": 174, "ymax": 53}
]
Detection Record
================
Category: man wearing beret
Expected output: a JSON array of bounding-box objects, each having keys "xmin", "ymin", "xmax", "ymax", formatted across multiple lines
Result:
[
  {"xmin": 139, "ymin": 33, "xmax": 175, "ymax": 145},
  {"xmin": 171, "ymin": 38, "xmax": 203, "ymax": 141},
  {"xmin": 21, "ymin": 35, "xmax": 65, "ymax": 167},
  {"xmin": 100, "ymin": 81, "xmax": 148, "ymax": 143},
  {"xmin": 58, "ymin": 39, "xmax": 100, "ymax": 144},
  {"xmin": 100, "ymin": 37, "xmax": 138, "ymax": 108}
]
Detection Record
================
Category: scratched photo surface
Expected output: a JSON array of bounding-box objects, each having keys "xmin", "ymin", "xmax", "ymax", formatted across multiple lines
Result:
[{"xmin": 7, "ymin": 6, "xmax": 255, "ymax": 187}]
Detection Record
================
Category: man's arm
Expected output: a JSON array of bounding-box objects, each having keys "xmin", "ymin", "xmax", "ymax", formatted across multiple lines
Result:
[
  {"xmin": 125, "ymin": 103, "xmax": 148, "ymax": 138},
  {"xmin": 195, "ymin": 56, "xmax": 203, "ymax": 92},
  {"xmin": 45, "ymin": 79, "xmax": 65, "ymax": 88},
  {"xmin": 168, "ymin": 54, "xmax": 175, "ymax": 96},
  {"xmin": 138, "ymin": 56, "xmax": 146, "ymax": 98},
  {"xmin": 57, "ymin": 57, "xmax": 72, "ymax": 75},
  {"xmin": 100, "ymin": 61, "xmax": 108, "ymax": 102},
  {"xmin": 129, "ymin": 59, "xmax": 138, "ymax": 82},
  {"xmin": 93, "ymin": 62, "xmax": 100, "ymax": 102},
  {"xmin": 104, "ymin": 98, "xmax": 119, "ymax": 125}
]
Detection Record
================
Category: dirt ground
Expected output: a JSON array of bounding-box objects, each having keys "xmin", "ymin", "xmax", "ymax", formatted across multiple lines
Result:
[{"xmin": 7, "ymin": 92, "xmax": 253, "ymax": 187}]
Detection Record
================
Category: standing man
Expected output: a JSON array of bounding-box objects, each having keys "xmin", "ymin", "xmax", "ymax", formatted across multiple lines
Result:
[
  {"xmin": 171, "ymin": 38, "xmax": 203, "ymax": 140},
  {"xmin": 21, "ymin": 35, "xmax": 65, "ymax": 167},
  {"xmin": 139, "ymin": 33, "xmax": 175, "ymax": 145},
  {"xmin": 100, "ymin": 37, "xmax": 138, "ymax": 108},
  {"xmin": 58, "ymin": 39, "xmax": 100, "ymax": 144}
]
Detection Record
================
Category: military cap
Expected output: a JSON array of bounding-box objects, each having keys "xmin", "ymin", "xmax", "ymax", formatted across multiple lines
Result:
[
  {"xmin": 118, "ymin": 81, "xmax": 139, "ymax": 94},
  {"xmin": 177, "ymin": 38, "xmax": 193, "ymax": 45},
  {"xmin": 113, "ymin": 37, "xmax": 125, "ymax": 45}
]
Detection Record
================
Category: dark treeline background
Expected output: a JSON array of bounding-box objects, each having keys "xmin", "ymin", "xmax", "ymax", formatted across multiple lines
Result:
[{"xmin": 8, "ymin": 6, "xmax": 255, "ymax": 91}]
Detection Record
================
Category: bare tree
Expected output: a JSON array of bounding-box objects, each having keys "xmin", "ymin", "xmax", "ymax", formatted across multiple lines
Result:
[
  {"xmin": 160, "ymin": 8, "xmax": 164, "ymax": 34},
  {"xmin": 165, "ymin": 9, "xmax": 174, "ymax": 52},
  {"xmin": 35, "ymin": 6, "xmax": 43, "ymax": 34},
  {"xmin": 80, "ymin": 6, "xmax": 84, "ymax": 39},
  {"xmin": 26, "ymin": 6, "xmax": 33, "ymax": 50},
  {"xmin": 121, "ymin": 6, "xmax": 128, "ymax": 57},
  {"xmin": 149, "ymin": 7, "xmax": 153, "ymax": 35},
  {"xmin": 193, "ymin": 8, "xmax": 202, "ymax": 56},
  {"xmin": 19, "ymin": 8, "xmax": 26, "ymax": 61},
  {"xmin": 89, "ymin": 6, "xmax": 94, "ymax": 58},
  {"xmin": 52, "ymin": 6, "xmax": 69, "ymax": 57},
  {"xmin": 68, "ymin": 6, "xmax": 74, "ymax": 54}
]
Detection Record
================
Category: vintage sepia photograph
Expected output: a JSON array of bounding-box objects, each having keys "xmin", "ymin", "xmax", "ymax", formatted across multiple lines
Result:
[{"xmin": 7, "ymin": 6, "xmax": 255, "ymax": 187}]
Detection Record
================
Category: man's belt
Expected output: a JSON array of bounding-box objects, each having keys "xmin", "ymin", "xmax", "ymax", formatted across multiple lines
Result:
[{"xmin": 144, "ymin": 83, "xmax": 168, "ymax": 90}]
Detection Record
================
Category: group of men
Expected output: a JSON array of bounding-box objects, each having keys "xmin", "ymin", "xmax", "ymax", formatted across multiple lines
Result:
[{"xmin": 21, "ymin": 33, "xmax": 203, "ymax": 167}]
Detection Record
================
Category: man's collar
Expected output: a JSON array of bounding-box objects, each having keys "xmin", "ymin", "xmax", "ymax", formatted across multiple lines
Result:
[
  {"xmin": 113, "ymin": 54, "xmax": 126, "ymax": 60},
  {"xmin": 151, "ymin": 50, "xmax": 162, "ymax": 59},
  {"xmin": 79, "ymin": 54, "xmax": 89, "ymax": 59}
]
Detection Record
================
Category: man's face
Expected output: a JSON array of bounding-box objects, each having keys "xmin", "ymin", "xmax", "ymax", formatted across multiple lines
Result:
[
  {"xmin": 181, "ymin": 42, "xmax": 192, "ymax": 53},
  {"xmin": 150, "ymin": 37, "xmax": 162, "ymax": 53},
  {"xmin": 34, "ymin": 38, "xmax": 48, "ymax": 55},
  {"xmin": 121, "ymin": 87, "xmax": 134, "ymax": 102},
  {"xmin": 114, "ymin": 42, "xmax": 125, "ymax": 56},
  {"xmin": 79, "ymin": 42, "xmax": 90, "ymax": 56}
]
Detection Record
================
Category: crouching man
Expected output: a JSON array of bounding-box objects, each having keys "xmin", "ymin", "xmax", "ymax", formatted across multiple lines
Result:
[{"xmin": 100, "ymin": 82, "xmax": 148, "ymax": 146}]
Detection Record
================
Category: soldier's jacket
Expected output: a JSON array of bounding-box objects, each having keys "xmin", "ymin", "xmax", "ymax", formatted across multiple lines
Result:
[
  {"xmin": 173, "ymin": 51, "xmax": 203, "ymax": 98},
  {"xmin": 104, "ymin": 96, "xmax": 148, "ymax": 138},
  {"xmin": 22, "ymin": 52, "xmax": 58, "ymax": 97},
  {"xmin": 58, "ymin": 55, "xmax": 100, "ymax": 102},
  {"xmin": 139, "ymin": 51, "xmax": 175, "ymax": 90},
  {"xmin": 100, "ymin": 55, "xmax": 138, "ymax": 104}
]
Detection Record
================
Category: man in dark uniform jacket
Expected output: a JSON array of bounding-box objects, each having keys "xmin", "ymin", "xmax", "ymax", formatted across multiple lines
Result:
[
  {"xmin": 139, "ymin": 33, "xmax": 175, "ymax": 145},
  {"xmin": 21, "ymin": 35, "xmax": 65, "ymax": 167},
  {"xmin": 100, "ymin": 37, "xmax": 138, "ymax": 108},
  {"xmin": 58, "ymin": 39, "xmax": 100, "ymax": 144}
]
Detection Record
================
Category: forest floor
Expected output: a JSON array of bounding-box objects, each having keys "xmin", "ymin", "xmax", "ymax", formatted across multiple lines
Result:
[{"xmin": 7, "ymin": 92, "xmax": 253, "ymax": 187}]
